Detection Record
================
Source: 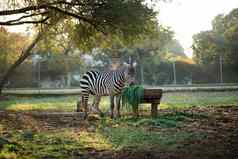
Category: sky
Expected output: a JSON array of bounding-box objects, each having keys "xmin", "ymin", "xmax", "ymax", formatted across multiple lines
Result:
[{"xmin": 157, "ymin": 0, "xmax": 238, "ymax": 58}]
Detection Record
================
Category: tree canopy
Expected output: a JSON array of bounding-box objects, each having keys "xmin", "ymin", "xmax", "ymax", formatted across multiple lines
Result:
[
  {"xmin": 1, "ymin": 0, "xmax": 160, "ymax": 50},
  {"xmin": 192, "ymin": 8, "xmax": 238, "ymax": 65},
  {"xmin": 0, "ymin": 27, "xmax": 29, "ymax": 71}
]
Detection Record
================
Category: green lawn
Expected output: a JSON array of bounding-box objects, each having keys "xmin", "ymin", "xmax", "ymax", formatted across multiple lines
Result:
[
  {"xmin": 1, "ymin": 91, "xmax": 238, "ymax": 111},
  {"xmin": 160, "ymin": 91, "xmax": 238, "ymax": 109}
]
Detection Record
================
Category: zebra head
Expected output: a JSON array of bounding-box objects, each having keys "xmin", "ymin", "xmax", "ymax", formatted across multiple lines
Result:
[{"xmin": 123, "ymin": 57, "xmax": 137, "ymax": 86}]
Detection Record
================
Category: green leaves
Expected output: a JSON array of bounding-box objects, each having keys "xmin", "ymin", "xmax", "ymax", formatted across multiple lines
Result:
[
  {"xmin": 2, "ymin": 0, "xmax": 159, "ymax": 51},
  {"xmin": 193, "ymin": 8, "xmax": 238, "ymax": 65}
]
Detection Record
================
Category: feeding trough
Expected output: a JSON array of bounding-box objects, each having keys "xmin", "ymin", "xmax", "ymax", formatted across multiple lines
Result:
[
  {"xmin": 142, "ymin": 88, "xmax": 163, "ymax": 117},
  {"xmin": 122, "ymin": 86, "xmax": 163, "ymax": 118}
]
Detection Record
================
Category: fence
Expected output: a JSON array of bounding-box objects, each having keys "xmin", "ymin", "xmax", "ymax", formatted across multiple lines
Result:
[{"xmin": 2, "ymin": 54, "xmax": 238, "ymax": 89}]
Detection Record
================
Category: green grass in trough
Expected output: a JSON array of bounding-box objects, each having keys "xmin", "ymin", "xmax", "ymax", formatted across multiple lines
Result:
[{"xmin": 122, "ymin": 85, "xmax": 144, "ymax": 111}]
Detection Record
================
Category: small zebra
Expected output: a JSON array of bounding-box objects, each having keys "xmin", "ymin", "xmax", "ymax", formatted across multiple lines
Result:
[{"xmin": 79, "ymin": 63, "xmax": 136, "ymax": 118}]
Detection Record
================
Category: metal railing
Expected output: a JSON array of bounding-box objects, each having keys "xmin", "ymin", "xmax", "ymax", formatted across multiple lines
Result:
[{"xmin": 3, "ymin": 84, "xmax": 238, "ymax": 95}]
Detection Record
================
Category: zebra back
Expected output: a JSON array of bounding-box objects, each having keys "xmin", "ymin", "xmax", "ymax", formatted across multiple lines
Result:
[{"xmin": 80, "ymin": 69, "xmax": 126, "ymax": 96}]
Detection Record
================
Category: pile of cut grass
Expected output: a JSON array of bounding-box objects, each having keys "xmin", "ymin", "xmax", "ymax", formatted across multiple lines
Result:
[{"xmin": 122, "ymin": 85, "xmax": 144, "ymax": 112}]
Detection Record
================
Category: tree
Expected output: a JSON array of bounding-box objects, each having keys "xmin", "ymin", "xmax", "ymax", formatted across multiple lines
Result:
[
  {"xmin": 192, "ymin": 8, "xmax": 238, "ymax": 65},
  {"xmin": 223, "ymin": 9, "xmax": 238, "ymax": 64},
  {"xmin": 192, "ymin": 8, "xmax": 238, "ymax": 83},
  {"xmin": 0, "ymin": 0, "xmax": 160, "ymax": 94},
  {"xmin": 192, "ymin": 31, "xmax": 219, "ymax": 64},
  {"xmin": 0, "ymin": 27, "xmax": 30, "ymax": 82},
  {"xmin": 165, "ymin": 39, "xmax": 185, "ymax": 57},
  {"xmin": 0, "ymin": 27, "xmax": 29, "ymax": 70}
]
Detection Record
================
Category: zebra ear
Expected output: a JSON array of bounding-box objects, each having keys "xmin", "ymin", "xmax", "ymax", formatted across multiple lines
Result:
[
  {"xmin": 133, "ymin": 62, "xmax": 137, "ymax": 67},
  {"xmin": 129, "ymin": 56, "xmax": 132, "ymax": 64},
  {"xmin": 123, "ymin": 62, "xmax": 130, "ymax": 67}
]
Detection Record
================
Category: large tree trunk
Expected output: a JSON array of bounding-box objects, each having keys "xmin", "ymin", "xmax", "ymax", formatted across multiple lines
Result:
[{"xmin": 0, "ymin": 32, "xmax": 43, "ymax": 95}]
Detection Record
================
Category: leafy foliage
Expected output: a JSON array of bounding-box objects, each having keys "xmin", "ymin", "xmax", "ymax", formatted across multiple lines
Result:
[
  {"xmin": 2, "ymin": 0, "xmax": 159, "ymax": 51},
  {"xmin": 0, "ymin": 27, "xmax": 29, "ymax": 73},
  {"xmin": 165, "ymin": 39, "xmax": 185, "ymax": 57},
  {"xmin": 192, "ymin": 8, "xmax": 238, "ymax": 65}
]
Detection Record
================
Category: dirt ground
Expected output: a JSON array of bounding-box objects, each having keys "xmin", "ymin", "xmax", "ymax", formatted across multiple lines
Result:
[{"xmin": 0, "ymin": 106, "xmax": 238, "ymax": 159}]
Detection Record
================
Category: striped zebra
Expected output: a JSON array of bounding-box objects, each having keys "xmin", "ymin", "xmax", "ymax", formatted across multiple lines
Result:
[{"xmin": 79, "ymin": 64, "xmax": 136, "ymax": 118}]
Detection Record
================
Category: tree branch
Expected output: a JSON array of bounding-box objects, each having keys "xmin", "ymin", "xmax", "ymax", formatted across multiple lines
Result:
[
  {"xmin": 0, "ymin": 5, "xmax": 48, "ymax": 16},
  {"xmin": 0, "ymin": 1, "xmax": 110, "ymax": 34},
  {"xmin": 0, "ymin": 16, "xmax": 49, "ymax": 25},
  {"xmin": 0, "ymin": 12, "xmax": 48, "ymax": 24},
  {"xmin": 0, "ymin": 1, "xmax": 106, "ymax": 32},
  {"xmin": 0, "ymin": 1, "xmax": 104, "ymax": 16},
  {"xmin": 48, "ymin": 6, "xmax": 110, "ymax": 35},
  {"xmin": 48, "ymin": 6, "xmax": 95, "ymax": 24}
]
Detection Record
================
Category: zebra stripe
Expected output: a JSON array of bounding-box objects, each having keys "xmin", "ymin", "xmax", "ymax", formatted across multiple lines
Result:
[{"xmin": 80, "ymin": 70, "xmax": 126, "ymax": 96}]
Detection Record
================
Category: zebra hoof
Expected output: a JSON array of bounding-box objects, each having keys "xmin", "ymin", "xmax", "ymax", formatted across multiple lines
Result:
[
  {"xmin": 99, "ymin": 112, "xmax": 105, "ymax": 118},
  {"xmin": 110, "ymin": 114, "xmax": 114, "ymax": 119},
  {"xmin": 83, "ymin": 113, "xmax": 88, "ymax": 120},
  {"xmin": 105, "ymin": 110, "xmax": 111, "ymax": 116},
  {"xmin": 115, "ymin": 114, "xmax": 121, "ymax": 119}
]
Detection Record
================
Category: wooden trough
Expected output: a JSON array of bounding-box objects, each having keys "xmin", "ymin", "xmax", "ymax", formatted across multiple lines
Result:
[{"xmin": 135, "ymin": 88, "xmax": 163, "ymax": 118}]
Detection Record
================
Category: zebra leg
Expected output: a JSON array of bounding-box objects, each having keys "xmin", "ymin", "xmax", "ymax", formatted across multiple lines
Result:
[
  {"xmin": 90, "ymin": 97, "xmax": 96, "ymax": 112},
  {"xmin": 76, "ymin": 98, "xmax": 83, "ymax": 112},
  {"xmin": 93, "ymin": 96, "xmax": 104, "ymax": 117},
  {"xmin": 115, "ymin": 95, "xmax": 121, "ymax": 118},
  {"xmin": 110, "ymin": 95, "xmax": 115, "ymax": 119},
  {"xmin": 82, "ymin": 94, "xmax": 89, "ymax": 119}
]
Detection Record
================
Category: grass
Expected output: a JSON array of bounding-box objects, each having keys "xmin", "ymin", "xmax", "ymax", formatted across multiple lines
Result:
[
  {"xmin": 160, "ymin": 91, "xmax": 238, "ymax": 109},
  {"xmin": 0, "ymin": 96, "xmax": 78, "ymax": 111},
  {"xmin": 1, "ymin": 91, "xmax": 238, "ymax": 111},
  {"xmin": 0, "ymin": 130, "xmax": 99, "ymax": 159},
  {"xmin": 0, "ymin": 112, "xmax": 208, "ymax": 159},
  {"xmin": 97, "ymin": 113, "xmax": 208, "ymax": 151},
  {"xmin": 0, "ymin": 91, "xmax": 238, "ymax": 158},
  {"xmin": 0, "ymin": 95, "xmax": 110, "ymax": 112},
  {"xmin": 0, "ymin": 125, "xmax": 116, "ymax": 159}
]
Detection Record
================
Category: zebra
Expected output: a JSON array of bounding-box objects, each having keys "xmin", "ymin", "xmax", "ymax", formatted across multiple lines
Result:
[{"xmin": 78, "ymin": 63, "xmax": 136, "ymax": 118}]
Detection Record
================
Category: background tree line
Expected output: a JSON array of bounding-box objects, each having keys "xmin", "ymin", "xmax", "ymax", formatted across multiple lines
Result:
[
  {"xmin": 1, "ymin": 24, "xmax": 195, "ymax": 87},
  {"xmin": 1, "ymin": 1, "xmax": 238, "ymax": 88},
  {"xmin": 192, "ymin": 8, "xmax": 238, "ymax": 83}
]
